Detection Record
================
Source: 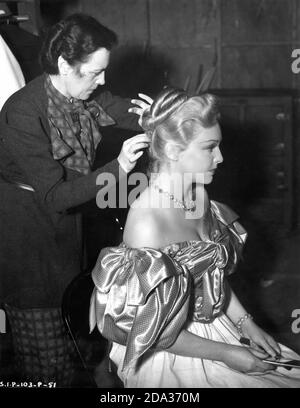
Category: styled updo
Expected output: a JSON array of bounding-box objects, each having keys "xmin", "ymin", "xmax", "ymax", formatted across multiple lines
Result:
[
  {"xmin": 40, "ymin": 13, "xmax": 117, "ymax": 74},
  {"xmin": 141, "ymin": 87, "xmax": 219, "ymax": 173}
]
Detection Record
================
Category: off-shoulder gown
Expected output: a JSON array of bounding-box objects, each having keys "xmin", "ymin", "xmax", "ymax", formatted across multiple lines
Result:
[{"xmin": 89, "ymin": 201, "xmax": 300, "ymax": 388}]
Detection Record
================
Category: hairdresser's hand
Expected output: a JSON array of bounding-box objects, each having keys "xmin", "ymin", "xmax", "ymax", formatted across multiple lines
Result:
[
  {"xmin": 118, "ymin": 133, "xmax": 151, "ymax": 173},
  {"xmin": 241, "ymin": 319, "xmax": 281, "ymax": 359},
  {"xmin": 223, "ymin": 345, "xmax": 276, "ymax": 374},
  {"xmin": 128, "ymin": 93, "xmax": 154, "ymax": 126}
]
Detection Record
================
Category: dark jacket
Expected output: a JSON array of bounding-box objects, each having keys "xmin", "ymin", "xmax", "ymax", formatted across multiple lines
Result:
[{"xmin": 0, "ymin": 74, "xmax": 140, "ymax": 307}]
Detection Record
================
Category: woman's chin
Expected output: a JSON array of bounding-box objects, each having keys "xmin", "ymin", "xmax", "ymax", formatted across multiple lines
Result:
[{"xmin": 204, "ymin": 173, "xmax": 214, "ymax": 184}]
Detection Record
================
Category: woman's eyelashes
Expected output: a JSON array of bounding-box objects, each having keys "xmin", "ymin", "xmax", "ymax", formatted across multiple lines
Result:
[
  {"xmin": 203, "ymin": 142, "xmax": 220, "ymax": 152},
  {"xmin": 206, "ymin": 144, "xmax": 216, "ymax": 151}
]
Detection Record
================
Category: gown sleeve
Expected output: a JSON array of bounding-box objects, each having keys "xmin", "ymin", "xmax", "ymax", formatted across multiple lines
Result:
[{"xmin": 89, "ymin": 245, "xmax": 191, "ymax": 372}]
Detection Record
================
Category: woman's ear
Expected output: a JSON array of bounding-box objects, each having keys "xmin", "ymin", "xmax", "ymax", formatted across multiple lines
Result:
[
  {"xmin": 165, "ymin": 141, "xmax": 181, "ymax": 161},
  {"xmin": 57, "ymin": 55, "xmax": 72, "ymax": 76}
]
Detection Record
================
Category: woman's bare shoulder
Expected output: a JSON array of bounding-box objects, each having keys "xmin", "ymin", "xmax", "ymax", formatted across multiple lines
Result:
[
  {"xmin": 123, "ymin": 205, "xmax": 163, "ymax": 249},
  {"xmin": 123, "ymin": 188, "xmax": 166, "ymax": 249}
]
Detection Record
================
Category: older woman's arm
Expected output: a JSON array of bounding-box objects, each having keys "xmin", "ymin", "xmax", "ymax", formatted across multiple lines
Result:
[{"xmin": 95, "ymin": 90, "xmax": 141, "ymax": 131}]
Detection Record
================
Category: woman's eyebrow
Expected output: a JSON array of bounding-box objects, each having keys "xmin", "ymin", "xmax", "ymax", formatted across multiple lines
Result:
[
  {"xmin": 86, "ymin": 67, "xmax": 104, "ymax": 74},
  {"xmin": 198, "ymin": 139, "xmax": 221, "ymax": 144}
]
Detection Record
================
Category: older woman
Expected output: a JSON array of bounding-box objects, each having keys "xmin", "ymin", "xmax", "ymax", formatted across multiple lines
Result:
[
  {"xmin": 0, "ymin": 13, "xmax": 150, "ymax": 309},
  {"xmin": 90, "ymin": 87, "xmax": 300, "ymax": 388}
]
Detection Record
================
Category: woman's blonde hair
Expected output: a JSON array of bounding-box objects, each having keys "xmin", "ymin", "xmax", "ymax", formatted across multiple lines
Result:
[{"xmin": 141, "ymin": 87, "xmax": 219, "ymax": 173}]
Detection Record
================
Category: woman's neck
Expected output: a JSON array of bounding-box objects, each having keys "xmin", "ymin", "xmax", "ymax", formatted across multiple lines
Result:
[
  {"xmin": 49, "ymin": 74, "xmax": 70, "ymax": 99},
  {"xmin": 149, "ymin": 170, "xmax": 199, "ymax": 203}
]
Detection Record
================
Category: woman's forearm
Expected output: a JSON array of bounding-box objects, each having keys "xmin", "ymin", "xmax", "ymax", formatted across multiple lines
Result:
[{"xmin": 167, "ymin": 329, "xmax": 233, "ymax": 362}]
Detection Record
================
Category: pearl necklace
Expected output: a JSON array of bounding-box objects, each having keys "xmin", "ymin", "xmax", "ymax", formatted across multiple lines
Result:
[{"xmin": 151, "ymin": 183, "xmax": 196, "ymax": 212}]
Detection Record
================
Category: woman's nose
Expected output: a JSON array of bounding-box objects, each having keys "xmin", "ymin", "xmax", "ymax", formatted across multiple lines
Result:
[
  {"xmin": 215, "ymin": 147, "xmax": 223, "ymax": 164},
  {"xmin": 95, "ymin": 72, "xmax": 105, "ymax": 85}
]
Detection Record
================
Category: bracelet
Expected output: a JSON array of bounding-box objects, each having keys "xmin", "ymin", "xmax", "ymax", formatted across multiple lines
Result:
[{"xmin": 235, "ymin": 313, "xmax": 253, "ymax": 335}]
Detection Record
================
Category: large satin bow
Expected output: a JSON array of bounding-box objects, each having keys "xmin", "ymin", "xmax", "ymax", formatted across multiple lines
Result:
[{"xmin": 90, "ymin": 246, "xmax": 191, "ymax": 373}]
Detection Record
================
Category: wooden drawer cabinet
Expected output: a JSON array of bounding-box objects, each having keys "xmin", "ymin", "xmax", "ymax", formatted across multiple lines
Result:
[{"xmin": 208, "ymin": 91, "xmax": 294, "ymax": 236}]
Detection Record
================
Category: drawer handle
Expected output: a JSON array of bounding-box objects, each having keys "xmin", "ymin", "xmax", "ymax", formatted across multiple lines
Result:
[
  {"xmin": 277, "ymin": 184, "xmax": 287, "ymax": 191},
  {"xmin": 274, "ymin": 142, "xmax": 285, "ymax": 151},
  {"xmin": 276, "ymin": 112, "xmax": 289, "ymax": 121},
  {"xmin": 276, "ymin": 170, "xmax": 287, "ymax": 190}
]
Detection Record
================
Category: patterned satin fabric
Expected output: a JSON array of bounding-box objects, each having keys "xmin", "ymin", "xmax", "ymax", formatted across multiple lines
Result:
[
  {"xmin": 90, "ymin": 201, "xmax": 247, "ymax": 373},
  {"xmin": 45, "ymin": 75, "xmax": 115, "ymax": 175}
]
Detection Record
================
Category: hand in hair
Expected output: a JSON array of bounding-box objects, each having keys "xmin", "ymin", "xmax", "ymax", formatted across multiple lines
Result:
[
  {"xmin": 128, "ymin": 93, "xmax": 154, "ymax": 126},
  {"xmin": 118, "ymin": 133, "xmax": 151, "ymax": 173}
]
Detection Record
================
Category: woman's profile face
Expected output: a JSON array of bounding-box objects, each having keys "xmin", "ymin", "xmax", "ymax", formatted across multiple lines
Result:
[
  {"xmin": 176, "ymin": 123, "xmax": 223, "ymax": 184},
  {"xmin": 64, "ymin": 47, "xmax": 110, "ymax": 100}
]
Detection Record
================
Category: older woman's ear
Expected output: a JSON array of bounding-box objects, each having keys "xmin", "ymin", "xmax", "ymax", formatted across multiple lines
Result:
[
  {"xmin": 57, "ymin": 55, "xmax": 72, "ymax": 76},
  {"xmin": 165, "ymin": 141, "xmax": 181, "ymax": 161}
]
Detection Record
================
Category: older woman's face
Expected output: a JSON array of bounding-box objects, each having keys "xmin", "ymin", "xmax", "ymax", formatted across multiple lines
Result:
[
  {"xmin": 176, "ymin": 123, "xmax": 223, "ymax": 184},
  {"xmin": 65, "ymin": 47, "xmax": 110, "ymax": 100}
]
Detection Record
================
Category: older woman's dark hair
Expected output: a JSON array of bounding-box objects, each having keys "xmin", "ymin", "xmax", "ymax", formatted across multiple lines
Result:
[{"xmin": 40, "ymin": 13, "xmax": 117, "ymax": 74}]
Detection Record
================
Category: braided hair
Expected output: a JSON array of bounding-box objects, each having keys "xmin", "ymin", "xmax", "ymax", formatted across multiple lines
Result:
[{"xmin": 141, "ymin": 87, "xmax": 219, "ymax": 173}]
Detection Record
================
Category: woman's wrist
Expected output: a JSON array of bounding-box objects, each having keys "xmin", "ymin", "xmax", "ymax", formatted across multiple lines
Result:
[{"xmin": 235, "ymin": 313, "xmax": 253, "ymax": 336}]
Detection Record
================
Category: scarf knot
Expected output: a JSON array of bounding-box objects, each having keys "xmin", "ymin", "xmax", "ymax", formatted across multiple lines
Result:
[{"xmin": 45, "ymin": 75, "xmax": 115, "ymax": 175}]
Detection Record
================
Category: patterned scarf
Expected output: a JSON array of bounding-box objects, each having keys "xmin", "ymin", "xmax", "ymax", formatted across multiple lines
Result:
[{"xmin": 45, "ymin": 75, "xmax": 115, "ymax": 175}]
